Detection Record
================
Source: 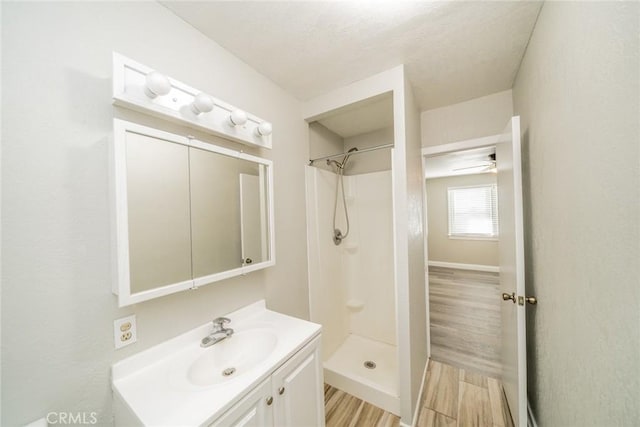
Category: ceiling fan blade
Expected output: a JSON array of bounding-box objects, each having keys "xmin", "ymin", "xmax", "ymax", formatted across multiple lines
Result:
[{"xmin": 453, "ymin": 163, "xmax": 492, "ymax": 171}]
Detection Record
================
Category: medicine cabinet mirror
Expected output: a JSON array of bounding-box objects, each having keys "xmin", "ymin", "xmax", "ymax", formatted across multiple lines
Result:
[{"xmin": 112, "ymin": 119, "xmax": 274, "ymax": 306}]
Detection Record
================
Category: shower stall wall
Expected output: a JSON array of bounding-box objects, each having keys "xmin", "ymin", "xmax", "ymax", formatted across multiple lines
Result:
[{"xmin": 305, "ymin": 165, "xmax": 399, "ymax": 414}]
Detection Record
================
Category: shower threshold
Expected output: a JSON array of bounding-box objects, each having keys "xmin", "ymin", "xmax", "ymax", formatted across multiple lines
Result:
[{"xmin": 324, "ymin": 334, "xmax": 400, "ymax": 415}]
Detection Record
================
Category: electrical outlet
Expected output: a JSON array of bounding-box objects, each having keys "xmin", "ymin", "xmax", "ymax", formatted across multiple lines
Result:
[{"xmin": 114, "ymin": 315, "xmax": 137, "ymax": 349}]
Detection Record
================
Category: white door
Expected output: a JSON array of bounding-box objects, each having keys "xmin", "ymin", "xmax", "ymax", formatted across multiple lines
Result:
[
  {"xmin": 496, "ymin": 116, "xmax": 527, "ymax": 427},
  {"xmin": 272, "ymin": 337, "xmax": 325, "ymax": 427}
]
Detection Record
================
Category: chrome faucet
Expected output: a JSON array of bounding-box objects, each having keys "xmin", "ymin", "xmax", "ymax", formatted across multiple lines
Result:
[{"xmin": 201, "ymin": 317, "xmax": 234, "ymax": 348}]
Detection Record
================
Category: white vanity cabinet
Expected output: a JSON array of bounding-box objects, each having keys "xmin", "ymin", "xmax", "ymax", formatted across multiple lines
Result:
[
  {"xmin": 210, "ymin": 336, "xmax": 324, "ymax": 427},
  {"xmin": 112, "ymin": 302, "xmax": 324, "ymax": 427},
  {"xmin": 271, "ymin": 336, "xmax": 324, "ymax": 427},
  {"xmin": 209, "ymin": 378, "xmax": 272, "ymax": 427}
]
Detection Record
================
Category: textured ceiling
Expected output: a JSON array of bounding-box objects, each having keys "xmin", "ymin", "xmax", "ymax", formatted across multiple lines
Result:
[{"xmin": 163, "ymin": 1, "xmax": 542, "ymax": 110}]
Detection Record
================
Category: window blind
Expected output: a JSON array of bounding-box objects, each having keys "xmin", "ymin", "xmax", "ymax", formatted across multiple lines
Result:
[{"xmin": 447, "ymin": 184, "xmax": 498, "ymax": 238}]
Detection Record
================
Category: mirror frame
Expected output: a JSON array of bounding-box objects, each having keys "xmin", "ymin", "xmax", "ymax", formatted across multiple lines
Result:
[{"xmin": 111, "ymin": 119, "xmax": 275, "ymax": 306}]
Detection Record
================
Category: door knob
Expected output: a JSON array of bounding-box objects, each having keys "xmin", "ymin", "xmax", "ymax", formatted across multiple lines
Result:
[
  {"xmin": 278, "ymin": 386, "xmax": 285, "ymax": 395},
  {"xmin": 525, "ymin": 296, "xmax": 537, "ymax": 305},
  {"xmin": 502, "ymin": 292, "xmax": 516, "ymax": 303},
  {"xmin": 245, "ymin": 258, "xmax": 253, "ymax": 264},
  {"xmin": 266, "ymin": 396, "xmax": 273, "ymax": 406}
]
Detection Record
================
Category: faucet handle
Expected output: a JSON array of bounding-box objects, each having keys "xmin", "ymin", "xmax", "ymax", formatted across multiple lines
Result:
[{"xmin": 212, "ymin": 317, "xmax": 231, "ymax": 331}]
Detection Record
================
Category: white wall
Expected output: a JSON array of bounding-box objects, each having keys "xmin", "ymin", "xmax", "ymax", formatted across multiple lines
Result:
[
  {"xmin": 421, "ymin": 90, "xmax": 513, "ymax": 147},
  {"xmin": 345, "ymin": 171, "xmax": 396, "ymax": 346},
  {"xmin": 309, "ymin": 122, "xmax": 393, "ymax": 175},
  {"xmin": 344, "ymin": 127, "xmax": 393, "ymax": 175},
  {"xmin": 1, "ymin": 3, "xmax": 309, "ymax": 425},
  {"xmin": 306, "ymin": 168, "xmax": 396, "ymax": 353},
  {"xmin": 305, "ymin": 166, "xmax": 350, "ymax": 360},
  {"xmin": 400, "ymin": 74, "xmax": 427, "ymax": 423},
  {"xmin": 426, "ymin": 173, "xmax": 499, "ymax": 266},
  {"xmin": 309, "ymin": 122, "xmax": 344, "ymax": 173},
  {"xmin": 512, "ymin": 2, "xmax": 640, "ymax": 425}
]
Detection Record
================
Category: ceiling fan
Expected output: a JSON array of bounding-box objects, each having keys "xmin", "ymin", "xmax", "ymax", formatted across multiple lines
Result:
[{"xmin": 453, "ymin": 153, "xmax": 496, "ymax": 172}]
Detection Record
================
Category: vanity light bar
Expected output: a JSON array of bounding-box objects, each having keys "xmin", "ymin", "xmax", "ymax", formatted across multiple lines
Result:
[{"xmin": 112, "ymin": 52, "xmax": 273, "ymax": 149}]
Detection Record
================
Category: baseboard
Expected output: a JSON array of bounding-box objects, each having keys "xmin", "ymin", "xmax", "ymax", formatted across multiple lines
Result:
[
  {"xmin": 408, "ymin": 358, "xmax": 429, "ymax": 427},
  {"xmin": 427, "ymin": 260, "xmax": 499, "ymax": 273},
  {"xmin": 527, "ymin": 398, "xmax": 538, "ymax": 427}
]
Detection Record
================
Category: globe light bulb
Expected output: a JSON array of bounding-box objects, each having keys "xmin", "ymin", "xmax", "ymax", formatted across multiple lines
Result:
[
  {"xmin": 229, "ymin": 109, "xmax": 248, "ymax": 126},
  {"xmin": 256, "ymin": 121, "xmax": 273, "ymax": 137},
  {"xmin": 144, "ymin": 71, "xmax": 171, "ymax": 98},
  {"xmin": 191, "ymin": 93, "xmax": 214, "ymax": 115}
]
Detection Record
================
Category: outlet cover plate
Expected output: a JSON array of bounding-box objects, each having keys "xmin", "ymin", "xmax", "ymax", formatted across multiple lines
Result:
[{"xmin": 114, "ymin": 315, "xmax": 137, "ymax": 349}]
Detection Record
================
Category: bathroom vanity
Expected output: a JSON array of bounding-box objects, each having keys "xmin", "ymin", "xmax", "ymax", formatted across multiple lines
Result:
[{"xmin": 112, "ymin": 301, "xmax": 324, "ymax": 426}]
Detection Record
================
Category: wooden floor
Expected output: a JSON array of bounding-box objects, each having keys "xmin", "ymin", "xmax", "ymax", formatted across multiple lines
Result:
[
  {"xmin": 428, "ymin": 266, "xmax": 502, "ymax": 378},
  {"xmin": 324, "ymin": 384, "xmax": 400, "ymax": 427},
  {"xmin": 418, "ymin": 360, "xmax": 513, "ymax": 427},
  {"xmin": 324, "ymin": 360, "xmax": 513, "ymax": 427}
]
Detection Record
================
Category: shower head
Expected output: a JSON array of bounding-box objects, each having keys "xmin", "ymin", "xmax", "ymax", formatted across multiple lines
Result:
[
  {"xmin": 326, "ymin": 159, "xmax": 343, "ymax": 169},
  {"xmin": 326, "ymin": 147, "xmax": 358, "ymax": 171},
  {"xmin": 342, "ymin": 147, "xmax": 358, "ymax": 169}
]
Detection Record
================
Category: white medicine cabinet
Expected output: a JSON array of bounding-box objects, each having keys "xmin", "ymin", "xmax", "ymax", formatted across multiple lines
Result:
[{"xmin": 111, "ymin": 119, "xmax": 275, "ymax": 306}]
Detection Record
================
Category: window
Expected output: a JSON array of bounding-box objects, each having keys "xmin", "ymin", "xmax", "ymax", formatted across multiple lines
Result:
[{"xmin": 448, "ymin": 184, "xmax": 498, "ymax": 239}]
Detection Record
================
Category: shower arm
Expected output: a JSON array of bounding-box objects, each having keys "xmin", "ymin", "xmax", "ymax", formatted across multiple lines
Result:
[{"xmin": 309, "ymin": 143, "xmax": 394, "ymax": 165}]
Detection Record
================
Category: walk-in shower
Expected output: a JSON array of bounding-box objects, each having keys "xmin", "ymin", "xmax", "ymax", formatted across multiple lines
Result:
[{"xmin": 306, "ymin": 103, "xmax": 398, "ymax": 414}]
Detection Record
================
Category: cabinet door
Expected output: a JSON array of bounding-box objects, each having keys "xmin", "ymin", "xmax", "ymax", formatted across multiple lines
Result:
[
  {"xmin": 272, "ymin": 337, "xmax": 325, "ymax": 427},
  {"xmin": 189, "ymin": 147, "xmax": 245, "ymax": 277},
  {"xmin": 208, "ymin": 378, "xmax": 273, "ymax": 427},
  {"xmin": 239, "ymin": 173, "xmax": 264, "ymax": 266},
  {"xmin": 125, "ymin": 131, "xmax": 192, "ymax": 294}
]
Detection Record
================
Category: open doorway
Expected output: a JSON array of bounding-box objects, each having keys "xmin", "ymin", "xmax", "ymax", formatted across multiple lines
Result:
[
  {"xmin": 423, "ymin": 146, "xmax": 502, "ymax": 379},
  {"xmin": 421, "ymin": 117, "xmax": 528, "ymax": 427}
]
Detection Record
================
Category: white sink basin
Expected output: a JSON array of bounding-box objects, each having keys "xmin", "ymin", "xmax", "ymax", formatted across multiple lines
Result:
[
  {"xmin": 112, "ymin": 301, "xmax": 321, "ymax": 426},
  {"xmin": 187, "ymin": 328, "xmax": 278, "ymax": 386}
]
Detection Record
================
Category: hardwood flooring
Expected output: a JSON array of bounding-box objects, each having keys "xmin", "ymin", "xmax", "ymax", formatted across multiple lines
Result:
[
  {"xmin": 428, "ymin": 266, "xmax": 502, "ymax": 378},
  {"xmin": 324, "ymin": 360, "xmax": 513, "ymax": 427},
  {"xmin": 324, "ymin": 266, "xmax": 509, "ymax": 427},
  {"xmin": 324, "ymin": 384, "xmax": 400, "ymax": 427},
  {"xmin": 418, "ymin": 360, "xmax": 513, "ymax": 427}
]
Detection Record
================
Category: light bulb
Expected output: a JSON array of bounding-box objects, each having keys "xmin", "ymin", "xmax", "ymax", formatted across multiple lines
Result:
[
  {"xmin": 255, "ymin": 121, "xmax": 272, "ymax": 137},
  {"xmin": 144, "ymin": 71, "xmax": 171, "ymax": 98},
  {"xmin": 191, "ymin": 93, "xmax": 214, "ymax": 115},
  {"xmin": 228, "ymin": 109, "xmax": 248, "ymax": 126}
]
